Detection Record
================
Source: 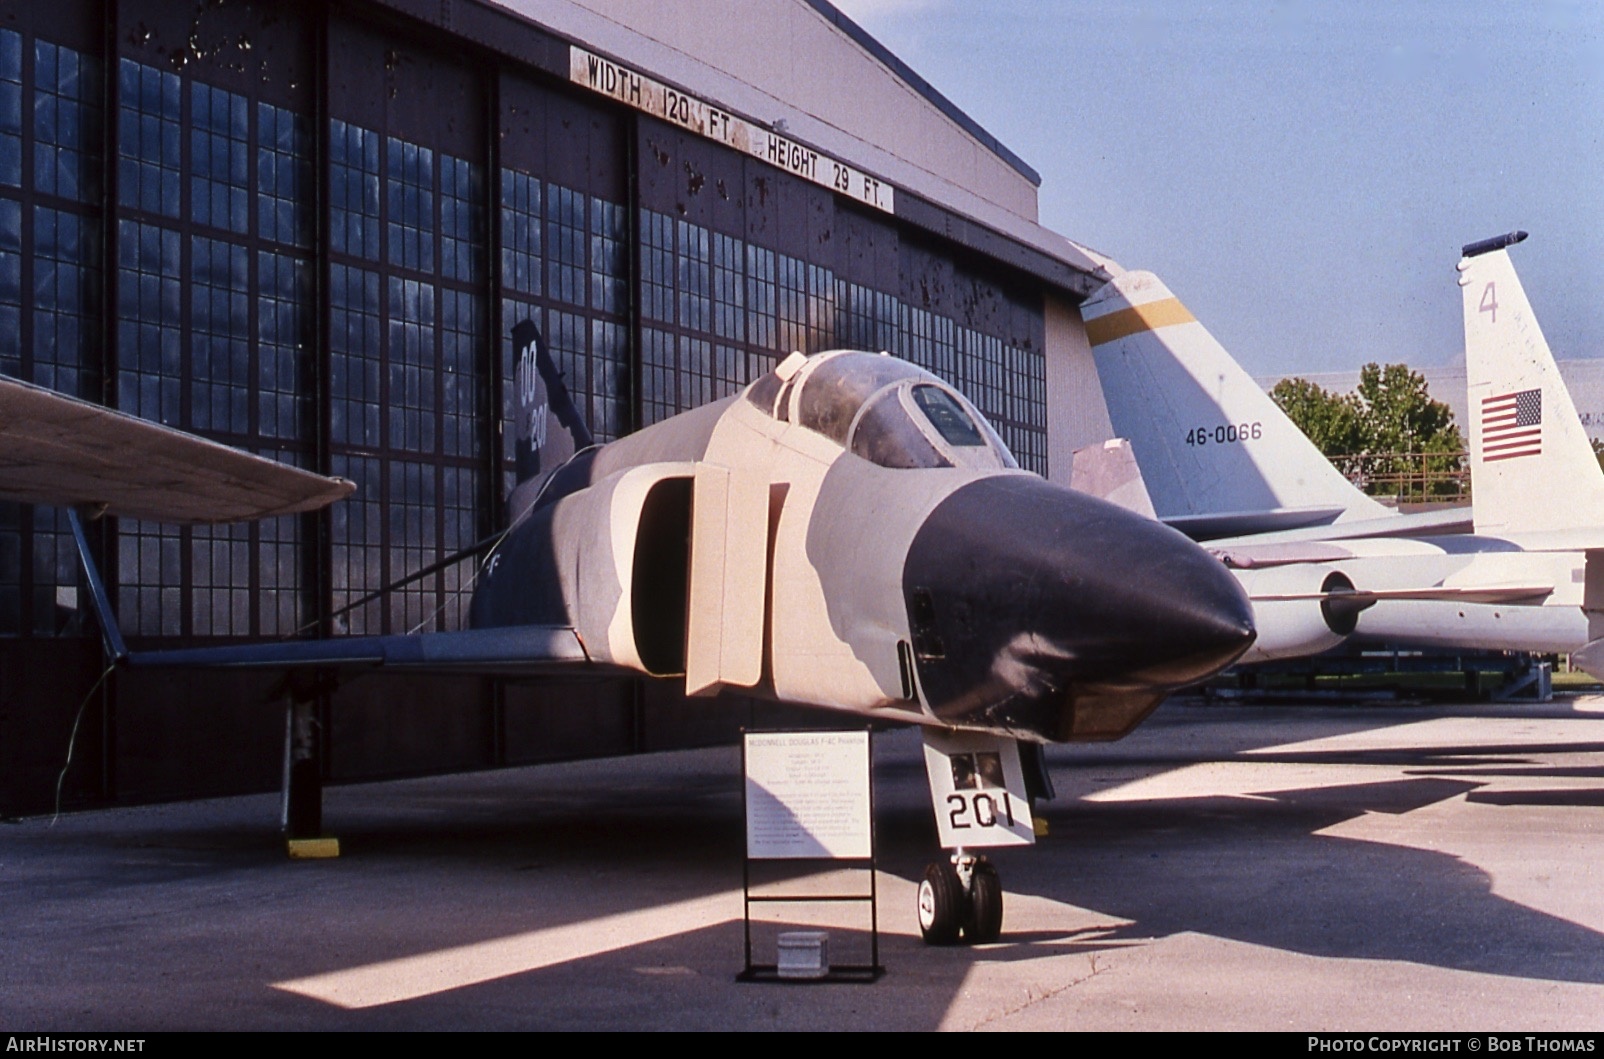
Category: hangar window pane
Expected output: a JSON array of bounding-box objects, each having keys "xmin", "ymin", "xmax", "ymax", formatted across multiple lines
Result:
[
  {"xmin": 117, "ymin": 59, "xmax": 180, "ymax": 218},
  {"xmin": 330, "ymin": 119, "xmax": 380, "ymax": 260},
  {"xmin": 32, "ymin": 206, "xmax": 97, "ymax": 399},
  {"xmin": 190, "ymin": 521, "xmax": 251, "ymax": 637},
  {"xmin": 589, "ymin": 317, "xmax": 629, "ymax": 442},
  {"xmin": 777, "ymin": 253, "xmax": 807, "ymax": 353},
  {"xmin": 189, "ymin": 236, "xmax": 251, "ymax": 435},
  {"xmin": 931, "ymin": 314, "xmax": 955, "ymax": 382},
  {"xmin": 712, "ymin": 233, "xmax": 743, "ymax": 343},
  {"xmin": 386, "ymin": 136, "xmax": 434, "ymax": 274},
  {"xmin": 34, "ymin": 41, "xmax": 102, "ymax": 204},
  {"xmin": 386, "ymin": 275, "xmax": 436, "ymax": 453},
  {"xmin": 499, "ymin": 168, "xmax": 541, "ymax": 297},
  {"xmin": 190, "ymin": 82, "xmax": 250, "ymax": 235},
  {"xmin": 441, "ymin": 288, "xmax": 481, "ymax": 459},
  {"xmin": 0, "ymin": 30, "xmax": 20, "ymax": 189},
  {"xmin": 590, "ymin": 197, "xmax": 627, "ymax": 316},
  {"xmin": 903, "ymin": 305, "xmax": 932, "ymax": 374},
  {"xmin": 257, "ymin": 250, "xmax": 307, "ymax": 441},
  {"xmin": 329, "ymin": 263, "xmax": 382, "ymax": 448},
  {"xmin": 680, "ymin": 334, "xmax": 712, "ymax": 410},
  {"xmin": 257, "ymin": 102, "xmax": 309, "ymax": 248},
  {"xmin": 641, "ymin": 210, "xmax": 674, "ymax": 324},
  {"xmin": 330, "ymin": 453, "xmax": 383, "ymax": 635},
  {"xmin": 641, "ymin": 325, "xmax": 675, "ymax": 426},
  {"xmin": 256, "ymin": 488, "xmax": 303, "ymax": 637},
  {"xmin": 676, "ymin": 220, "xmax": 710, "ymax": 333},
  {"xmin": 387, "ymin": 458, "xmax": 437, "ymax": 635},
  {"xmin": 545, "ymin": 307, "xmax": 587, "ymax": 431},
  {"xmin": 745, "ymin": 245, "xmax": 775, "ymax": 351},
  {"xmin": 0, "ymin": 197, "xmax": 19, "ymax": 377},
  {"xmin": 840, "ymin": 281, "xmax": 872, "ymax": 350},
  {"xmin": 714, "ymin": 344, "xmax": 746, "ymax": 398},
  {"xmin": 875, "ymin": 290, "xmax": 900, "ymax": 352},
  {"xmin": 808, "ymin": 264, "xmax": 836, "ymax": 350},
  {"xmin": 440, "ymin": 463, "xmax": 481, "ymax": 629},
  {"xmin": 116, "ymin": 220, "xmax": 182, "ymax": 426},
  {"xmin": 441, "ymin": 154, "xmax": 482, "ymax": 284},
  {"xmin": 117, "ymin": 519, "xmax": 182, "ymax": 637},
  {"xmin": 547, "ymin": 183, "xmax": 586, "ymax": 307}
]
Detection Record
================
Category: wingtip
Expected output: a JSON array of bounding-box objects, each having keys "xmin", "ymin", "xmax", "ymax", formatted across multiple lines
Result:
[{"xmin": 1461, "ymin": 231, "xmax": 1528, "ymax": 260}]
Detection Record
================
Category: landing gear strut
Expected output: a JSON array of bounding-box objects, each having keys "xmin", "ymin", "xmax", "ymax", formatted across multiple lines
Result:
[{"xmin": 917, "ymin": 849, "xmax": 1002, "ymax": 945}]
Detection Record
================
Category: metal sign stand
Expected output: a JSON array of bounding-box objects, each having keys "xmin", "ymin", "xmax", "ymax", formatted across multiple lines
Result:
[{"xmin": 737, "ymin": 728, "xmax": 884, "ymax": 983}]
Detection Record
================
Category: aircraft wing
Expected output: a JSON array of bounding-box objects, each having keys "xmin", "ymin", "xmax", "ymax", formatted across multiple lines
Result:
[
  {"xmin": 125, "ymin": 624, "xmax": 593, "ymax": 677},
  {"xmin": 0, "ymin": 374, "xmax": 354, "ymax": 523},
  {"xmin": 1250, "ymin": 584, "xmax": 1554, "ymax": 607}
]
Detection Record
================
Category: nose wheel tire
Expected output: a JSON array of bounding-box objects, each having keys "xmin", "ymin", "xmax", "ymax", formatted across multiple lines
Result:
[
  {"xmin": 964, "ymin": 860, "xmax": 1003, "ymax": 943},
  {"xmin": 918, "ymin": 858, "xmax": 1004, "ymax": 945},
  {"xmin": 917, "ymin": 861, "xmax": 965, "ymax": 945}
]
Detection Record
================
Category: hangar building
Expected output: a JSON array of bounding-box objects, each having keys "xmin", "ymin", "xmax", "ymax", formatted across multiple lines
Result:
[{"xmin": 0, "ymin": 0, "xmax": 1120, "ymax": 813}]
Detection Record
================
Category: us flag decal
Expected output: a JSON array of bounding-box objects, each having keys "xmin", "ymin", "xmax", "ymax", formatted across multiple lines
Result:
[{"xmin": 1481, "ymin": 388, "xmax": 1542, "ymax": 462}]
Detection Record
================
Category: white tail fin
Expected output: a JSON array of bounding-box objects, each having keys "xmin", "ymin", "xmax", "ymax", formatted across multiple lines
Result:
[
  {"xmin": 1459, "ymin": 233, "xmax": 1604, "ymax": 535},
  {"xmin": 1083, "ymin": 271, "xmax": 1386, "ymax": 537}
]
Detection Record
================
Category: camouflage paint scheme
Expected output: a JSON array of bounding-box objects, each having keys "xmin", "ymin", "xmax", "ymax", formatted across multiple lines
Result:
[{"xmin": 472, "ymin": 349, "xmax": 1255, "ymax": 743}]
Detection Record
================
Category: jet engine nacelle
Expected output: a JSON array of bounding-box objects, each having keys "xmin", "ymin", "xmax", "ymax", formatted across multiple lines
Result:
[
  {"xmin": 1234, "ymin": 565, "xmax": 1361, "ymax": 663},
  {"xmin": 539, "ymin": 461, "xmax": 699, "ymax": 677}
]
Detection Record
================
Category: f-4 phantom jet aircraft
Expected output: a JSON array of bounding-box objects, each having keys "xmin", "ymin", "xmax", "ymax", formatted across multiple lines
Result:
[
  {"xmin": 17, "ymin": 331, "xmax": 1256, "ymax": 946},
  {"xmin": 1082, "ymin": 233, "xmax": 1604, "ymax": 674}
]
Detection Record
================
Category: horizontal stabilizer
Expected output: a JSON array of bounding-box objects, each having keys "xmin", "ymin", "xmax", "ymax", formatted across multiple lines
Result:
[
  {"xmin": 1206, "ymin": 505, "xmax": 1473, "ymax": 549},
  {"xmin": 0, "ymin": 375, "xmax": 354, "ymax": 523},
  {"xmin": 1163, "ymin": 505, "xmax": 1350, "ymax": 541},
  {"xmin": 126, "ymin": 623, "xmax": 591, "ymax": 676}
]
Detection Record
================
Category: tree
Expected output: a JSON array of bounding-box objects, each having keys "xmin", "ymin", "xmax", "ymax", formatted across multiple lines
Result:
[
  {"xmin": 1268, "ymin": 377, "xmax": 1366, "ymax": 479},
  {"xmin": 1353, "ymin": 363, "xmax": 1465, "ymax": 499},
  {"xmin": 1272, "ymin": 364, "xmax": 1464, "ymax": 500}
]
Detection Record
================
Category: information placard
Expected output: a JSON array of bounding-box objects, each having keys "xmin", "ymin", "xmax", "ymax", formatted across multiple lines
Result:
[{"xmin": 744, "ymin": 731, "xmax": 872, "ymax": 859}]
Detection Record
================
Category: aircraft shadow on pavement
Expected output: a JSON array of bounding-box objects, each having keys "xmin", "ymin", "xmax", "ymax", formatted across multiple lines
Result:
[
  {"xmin": 15, "ymin": 703, "xmax": 1604, "ymax": 1028},
  {"xmin": 983, "ymin": 746, "xmax": 1604, "ymax": 986}
]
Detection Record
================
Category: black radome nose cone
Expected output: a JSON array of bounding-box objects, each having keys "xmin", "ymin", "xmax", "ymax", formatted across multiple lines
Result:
[{"xmin": 904, "ymin": 476, "xmax": 1253, "ymax": 737}]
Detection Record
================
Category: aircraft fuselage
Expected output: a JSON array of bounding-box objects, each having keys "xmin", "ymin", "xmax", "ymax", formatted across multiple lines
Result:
[{"xmin": 471, "ymin": 351, "xmax": 1256, "ymax": 743}]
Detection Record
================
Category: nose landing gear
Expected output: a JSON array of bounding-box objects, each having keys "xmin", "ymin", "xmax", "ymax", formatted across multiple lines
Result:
[{"xmin": 917, "ymin": 850, "xmax": 1003, "ymax": 945}]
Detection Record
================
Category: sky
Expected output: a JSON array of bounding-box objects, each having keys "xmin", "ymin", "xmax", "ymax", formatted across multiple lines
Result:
[{"xmin": 828, "ymin": 0, "xmax": 1604, "ymax": 379}]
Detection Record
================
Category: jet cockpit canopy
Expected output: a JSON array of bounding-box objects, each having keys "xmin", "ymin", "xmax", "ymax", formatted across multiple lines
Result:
[{"xmin": 745, "ymin": 350, "xmax": 1017, "ymax": 472}]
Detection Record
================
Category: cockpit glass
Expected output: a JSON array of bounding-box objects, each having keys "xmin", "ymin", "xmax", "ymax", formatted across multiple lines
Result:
[
  {"xmin": 744, "ymin": 370, "xmax": 783, "ymax": 416},
  {"xmin": 911, "ymin": 386, "xmax": 986, "ymax": 447},
  {"xmin": 795, "ymin": 353, "xmax": 925, "ymax": 445},
  {"xmin": 849, "ymin": 388, "xmax": 952, "ymax": 469}
]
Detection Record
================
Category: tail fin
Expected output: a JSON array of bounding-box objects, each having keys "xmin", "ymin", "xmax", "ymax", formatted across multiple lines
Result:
[
  {"xmin": 508, "ymin": 321, "xmax": 595, "ymax": 522},
  {"xmin": 1458, "ymin": 233, "xmax": 1604, "ymax": 535},
  {"xmin": 1083, "ymin": 271, "xmax": 1386, "ymax": 538}
]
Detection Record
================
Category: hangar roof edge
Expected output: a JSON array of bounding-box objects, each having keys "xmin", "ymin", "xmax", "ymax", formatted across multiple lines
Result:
[{"xmin": 800, "ymin": 0, "xmax": 1042, "ymax": 188}]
